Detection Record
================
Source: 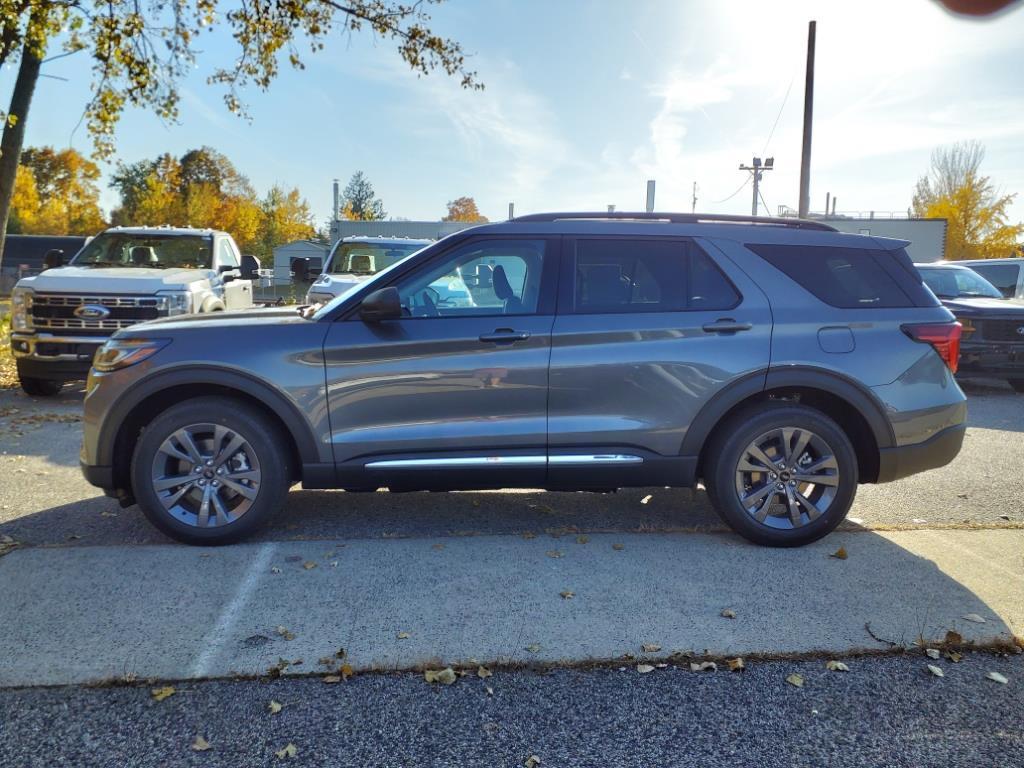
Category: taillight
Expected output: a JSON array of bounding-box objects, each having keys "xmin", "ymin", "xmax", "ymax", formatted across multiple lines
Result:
[{"xmin": 902, "ymin": 322, "xmax": 962, "ymax": 374}]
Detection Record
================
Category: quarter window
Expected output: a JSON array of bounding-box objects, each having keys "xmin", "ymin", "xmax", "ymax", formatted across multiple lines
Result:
[{"xmin": 571, "ymin": 238, "xmax": 739, "ymax": 313}]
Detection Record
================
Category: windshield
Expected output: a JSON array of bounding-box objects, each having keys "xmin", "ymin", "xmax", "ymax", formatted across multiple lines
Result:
[
  {"xmin": 919, "ymin": 266, "xmax": 1003, "ymax": 300},
  {"xmin": 328, "ymin": 242, "xmax": 425, "ymax": 276},
  {"xmin": 71, "ymin": 232, "xmax": 214, "ymax": 269}
]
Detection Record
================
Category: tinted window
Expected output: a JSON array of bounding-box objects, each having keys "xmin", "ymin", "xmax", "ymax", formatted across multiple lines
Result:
[
  {"xmin": 572, "ymin": 238, "xmax": 738, "ymax": 313},
  {"xmin": 748, "ymin": 244, "xmax": 912, "ymax": 308},
  {"xmin": 918, "ymin": 267, "xmax": 1003, "ymax": 299},
  {"xmin": 394, "ymin": 239, "xmax": 546, "ymax": 317},
  {"xmin": 967, "ymin": 263, "xmax": 1019, "ymax": 298}
]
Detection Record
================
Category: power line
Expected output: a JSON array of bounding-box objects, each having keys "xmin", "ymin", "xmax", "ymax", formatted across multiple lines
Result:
[
  {"xmin": 711, "ymin": 176, "xmax": 750, "ymax": 204},
  {"xmin": 761, "ymin": 74, "xmax": 795, "ymax": 156}
]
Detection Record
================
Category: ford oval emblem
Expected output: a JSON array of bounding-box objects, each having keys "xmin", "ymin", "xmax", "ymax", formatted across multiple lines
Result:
[
  {"xmin": 1017, "ymin": 325, "xmax": 1024, "ymax": 336},
  {"xmin": 74, "ymin": 304, "xmax": 110, "ymax": 320}
]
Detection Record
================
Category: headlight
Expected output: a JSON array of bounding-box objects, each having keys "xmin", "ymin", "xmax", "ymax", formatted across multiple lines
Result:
[
  {"xmin": 92, "ymin": 338, "xmax": 170, "ymax": 372},
  {"xmin": 11, "ymin": 287, "xmax": 33, "ymax": 331},
  {"xmin": 306, "ymin": 291, "xmax": 334, "ymax": 304},
  {"xmin": 157, "ymin": 290, "xmax": 191, "ymax": 316}
]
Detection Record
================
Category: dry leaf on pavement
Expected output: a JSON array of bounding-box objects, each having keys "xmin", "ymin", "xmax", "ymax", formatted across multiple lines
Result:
[
  {"xmin": 524, "ymin": 756, "xmax": 541, "ymax": 768},
  {"xmin": 962, "ymin": 613, "xmax": 986, "ymax": 624},
  {"xmin": 322, "ymin": 675, "xmax": 341, "ymax": 684},
  {"xmin": 397, "ymin": 632, "xmax": 411, "ymax": 639},
  {"xmin": 270, "ymin": 567, "xmax": 282, "ymax": 574},
  {"xmin": 927, "ymin": 664, "xmax": 944, "ymax": 677},
  {"xmin": 945, "ymin": 651, "xmax": 963, "ymax": 663},
  {"xmin": 640, "ymin": 494, "xmax": 652, "ymax": 504},
  {"xmin": 641, "ymin": 643, "xmax": 661, "ymax": 653},
  {"xmin": 727, "ymin": 658, "xmax": 745, "ymax": 672},
  {"xmin": 690, "ymin": 661, "xmax": 717, "ymax": 672},
  {"xmin": 192, "ymin": 735, "xmax": 211, "ymax": 752},
  {"xmin": 485, "ymin": 686, "xmax": 494, "ymax": 696},
  {"xmin": 721, "ymin": 609, "xmax": 736, "ymax": 619},
  {"xmin": 432, "ymin": 543, "xmax": 445, "ymax": 550},
  {"xmin": 786, "ymin": 673, "xmax": 804, "ymax": 687},
  {"xmin": 477, "ymin": 666, "xmax": 492, "ymax": 679},
  {"xmin": 546, "ymin": 550, "xmax": 563, "ymax": 558},
  {"xmin": 302, "ymin": 561, "xmax": 317, "ymax": 570},
  {"xmin": 151, "ymin": 686, "xmax": 175, "ymax": 701},
  {"xmin": 830, "ymin": 547, "xmax": 848, "ymax": 560},
  {"xmin": 926, "ymin": 649, "xmax": 940, "ymax": 660},
  {"xmin": 275, "ymin": 743, "xmax": 297, "ymax": 759},
  {"xmin": 525, "ymin": 643, "xmax": 541, "ymax": 653},
  {"xmin": 560, "ymin": 590, "xmax": 575, "ymax": 600},
  {"xmin": 612, "ymin": 543, "xmax": 624, "ymax": 551},
  {"xmin": 268, "ymin": 700, "xmax": 283, "ymax": 714},
  {"xmin": 825, "ymin": 660, "xmax": 849, "ymax": 672},
  {"xmin": 576, "ymin": 535, "xmax": 589, "ymax": 544},
  {"xmin": 944, "ymin": 630, "xmax": 963, "ymax": 645},
  {"xmin": 636, "ymin": 664, "xmax": 655, "ymax": 673},
  {"xmin": 986, "ymin": 671, "xmax": 1008, "ymax": 684},
  {"xmin": 275, "ymin": 626, "xmax": 296, "ymax": 641},
  {"xmin": 521, "ymin": 532, "xmax": 536, "ymax": 540},
  {"xmin": 340, "ymin": 664, "xmax": 354, "ymax": 680},
  {"xmin": 424, "ymin": 668, "xmax": 457, "ymax": 685}
]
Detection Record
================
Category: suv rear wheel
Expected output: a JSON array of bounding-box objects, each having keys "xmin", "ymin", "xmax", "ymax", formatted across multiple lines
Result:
[
  {"xmin": 131, "ymin": 397, "xmax": 292, "ymax": 545},
  {"xmin": 704, "ymin": 403, "xmax": 858, "ymax": 547}
]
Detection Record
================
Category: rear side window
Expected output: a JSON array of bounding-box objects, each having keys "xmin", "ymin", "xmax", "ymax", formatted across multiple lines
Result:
[
  {"xmin": 571, "ymin": 238, "xmax": 739, "ymax": 314},
  {"xmin": 748, "ymin": 244, "xmax": 915, "ymax": 308},
  {"xmin": 967, "ymin": 263, "xmax": 1020, "ymax": 298}
]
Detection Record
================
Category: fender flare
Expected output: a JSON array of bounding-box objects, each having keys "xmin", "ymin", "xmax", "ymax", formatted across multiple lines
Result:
[{"xmin": 98, "ymin": 365, "xmax": 322, "ymax": 467}]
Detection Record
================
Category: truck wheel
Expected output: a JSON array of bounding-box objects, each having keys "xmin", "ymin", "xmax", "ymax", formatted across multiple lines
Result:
[
  {"xmin": 1008, "ymin": 379, "xmax": 1024, "ymax": 394},
  {"xmin": 130, "ymin": 396, "xmax": 292, "ymax": 545},
  {"xmin": 704, "ymin": 402, "xmax": 858, "ymax": 547},
  {"xmin": 19, "ymin": 376, "xmax": 63, "ymax": 397}
]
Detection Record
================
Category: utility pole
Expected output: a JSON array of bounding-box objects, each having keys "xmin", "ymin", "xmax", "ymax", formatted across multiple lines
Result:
[
  {"xmin": 738, "ymin": 157, "xmax": 773, "ymax": 216},
  {"xmin": 798, "ymin": 20, "xmax": 816, "ymax": 218},
  {"xmin": 691, "ymin": 182, "xmax": 698, "ymax": 214},
  {"xmin": 645, "ymin": 180, "xmax": 656, "ymax": 212}
]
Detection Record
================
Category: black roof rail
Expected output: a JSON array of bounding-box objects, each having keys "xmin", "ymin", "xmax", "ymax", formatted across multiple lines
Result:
[{"xmin": 510, "ymin": 211, "xmax": 837, "ymax": 232}]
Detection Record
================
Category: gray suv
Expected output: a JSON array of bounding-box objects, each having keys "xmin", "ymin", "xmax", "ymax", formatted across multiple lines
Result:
[{"xmin": 80, "ymin": 213, "xmax": 967, "ymax": 547}]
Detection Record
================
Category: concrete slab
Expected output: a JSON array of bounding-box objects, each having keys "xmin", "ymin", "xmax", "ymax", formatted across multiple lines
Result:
[{"xmin": 0, "ymin": 529, "xmax": 1020, "ymax": 688}]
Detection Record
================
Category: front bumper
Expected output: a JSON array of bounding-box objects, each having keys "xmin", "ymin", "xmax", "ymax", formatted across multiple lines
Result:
[
  {"xmin": 957, "ymin": 339, "xmax": 1024, "ymax": 377},
  {"xmin": 12, "ymin": 332, "xmax": 106, "ymax": 380},
  {"xmin": 876, "ymin": 423, "xmax": 966, "ymax": 483}
]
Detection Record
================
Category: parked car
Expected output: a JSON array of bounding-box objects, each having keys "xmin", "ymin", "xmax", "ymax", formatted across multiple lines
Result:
[
  {"xmin": 10, "ymin": 226, "xmax": 260, "ymax": 396},
  {"xmin": 81, "ymin": 212, "xmax": 966, "ymax": 547},
  {"xmin": 305, "ymin": 236, "xmax": 431, "ymax": 304},
  {"xmin": 916, "ymin": 261, "xmax": 1024, "ymax": 392},
  {"xmin": 957, "ymin": 257, "xmax": 1024, "ymax": 300}
]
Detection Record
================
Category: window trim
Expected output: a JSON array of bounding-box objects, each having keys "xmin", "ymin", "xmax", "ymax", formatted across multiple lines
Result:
[{"xmin": 558, "ymin": 235, "xmax": 741, "ymax": 316}]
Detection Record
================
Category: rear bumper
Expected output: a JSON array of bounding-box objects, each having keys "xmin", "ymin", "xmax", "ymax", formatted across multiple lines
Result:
[{"xmin": 876, "ymin": 423, "xmax": 966, "ymax": 483}]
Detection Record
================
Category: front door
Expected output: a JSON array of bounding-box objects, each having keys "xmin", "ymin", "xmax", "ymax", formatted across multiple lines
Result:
[{"xmin": 322, "ymin": 236, "xmax": 559, "ymax": 489}]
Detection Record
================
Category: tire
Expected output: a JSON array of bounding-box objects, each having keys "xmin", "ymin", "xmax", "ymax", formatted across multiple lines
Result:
[
  {"xmin": 1008, "ymin": 379, "xmax": 1024, "ymax": 394},
  {"xmin": 704, "ymin": 402, "xmax": 858, "ymax": 547},
  {"xmin": 19, "ymin": 376, "xmax": 63, "ymax": 397},
  {"xmin": 130, "ymin": 396, "xmax": 292, "ymax": 545}
]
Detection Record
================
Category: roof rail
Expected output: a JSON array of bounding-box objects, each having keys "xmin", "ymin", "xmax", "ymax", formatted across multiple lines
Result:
[{"xmin": 510, "ymin": 211, "xmax": 837, "ymax": 232}]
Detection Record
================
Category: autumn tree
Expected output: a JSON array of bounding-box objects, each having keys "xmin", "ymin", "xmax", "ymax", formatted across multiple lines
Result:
[
  {"xmin": 11, "ymin": 146, "xmax": 107, "ymax": 235},
  {"xmin": 443, "ymin": 196, "xmax": 488, "ymax": 222},
  {"xmin": 0, "ymin": 1, "xmax": 482, "ymax": 268},
  {"xmin": 912, "ymin": 141, "xmax": 1023, "ymax": 260},
  {"xmin": 255, "ymin": 185, "xmax": 316, "ymax": 259},
  {"xmin": 340, "ymin": 171, "xmax": 386, "ymax": 221}
]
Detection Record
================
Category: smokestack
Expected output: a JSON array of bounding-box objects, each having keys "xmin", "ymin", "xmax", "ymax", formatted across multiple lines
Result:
[
  {"xmin": 332, "ymin": 179, "xmax": 340, "ymax": 222},
  {"xmin": 508, "ymin": 202, "xmax": 515, "ymax": 220},
  {"xmin": 645, "ymin": 180, "xmax": 656, "ymax": 212},
  {"xmin": 825, "ymin": 192, "xmax": 830, "ymax": 217}
]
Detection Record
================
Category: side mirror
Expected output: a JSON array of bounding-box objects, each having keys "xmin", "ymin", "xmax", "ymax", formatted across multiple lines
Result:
[
  {"xmin": 240, "ymin": 254, "xmax": 260, "ymax": 280},
  {"xmin": 43, "ymin": 249, "xmax": 64, "ymax": 270},
  {"xmin": 359, "ymin": 287, "xmax": 402, "ymax": 322}
]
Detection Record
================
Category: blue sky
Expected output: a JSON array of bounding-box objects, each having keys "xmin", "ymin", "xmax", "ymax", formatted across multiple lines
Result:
[{"xmin": 6, "ymin": 0, "xmax": 1024, "ymax": 226}]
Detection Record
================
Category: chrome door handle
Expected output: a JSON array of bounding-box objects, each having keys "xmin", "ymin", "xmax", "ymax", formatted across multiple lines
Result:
[
  {"xmin": 479, "ymin": 329, "xmax": 531, "ymax": 343},
  {"xmin": 702, "ymin": 319, "xmax": 753, "ymax": 334}
]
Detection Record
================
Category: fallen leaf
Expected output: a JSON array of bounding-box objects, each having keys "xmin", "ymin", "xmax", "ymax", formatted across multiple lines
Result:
[
  {"xmin": 340, "ymin": 664, "xmax": 353, "ymax": 680},
  {"xmin": 944, "ymin": 630, "xmax": 963, "ymax": 645},
  {"xmin": 525, "ymin": 643, "xmax": 541, "ymax": 653},
  {"xmin": 100, "ymin": 511, "xmax": 118, "ymax": 518},
  {"xmin": 559, "ymin": 590, "xmax": 575, "ymax": 600},
  {"xmin": 330, "ymin": 561, "xmax": 339, "ymax": 567},
  {"xmin": 151, "ymin": 686, "xmax": 176, "ymax": 701},
  {"xmin": 656, "ymin": 663, "xmax": 668, "ymax": 669},
  {"xmin": 432, "ymin": 543, "xmax": 445, "ymax": 550},
  {"xmin": 192, "ymin": 735, "xmax": 211, "ymax": 752},
  {"xmin": 986, "ymin": 671, "xmax": 1008, "ymax": 684},
  {"xmin": 545, "ymin": 550, "xmax": 563, "ymax": 558},
  {"xmin": 525, "ymin": 756, "xmax": 541, "ymax": 768},
  {"xmin": 962, "ymin": 613, "xmax": 986, "ymax": 624},
  {"xmin": 945, "ymin": 651, "xmax": 963, "ymax": 663},
  {"xmin": 322, "ymin": 675, "xmax": 341, "ymax": 684},
  {"xmin": 641, "ymin": 643, "xmax": 661, "ymax": 653},
  {"xmin": 268, "ymin": 700, "xmax": 283, "ymax": 714},
  {"xmin": 830, "ymin": 547, "xmax": 848, "ymax": 560},
  {"xmin": 690, "ymin": 661, "xmax": 717, "ymax": 672},
  {"xmin": 335, "ymin": 647, "xmax": 347, "ymax": 659},
  {"xmin": 640, "ymin": 494, "xmax": 652, "ymax": 504},
  {"xmin": 521, "ymin": 532, "xmax": 536, "ymax": 540},
  {"xmin": 721, "ymin": 609, "xmax": 736, "ymax": 619},
  {"xmin": 485, "ymin": 686, "xmax": 494, "ymax": 696},
  {"xmin": 825, "ymin": 660, "xmax": 849, "ymax": 672},
  {"xmin": 576, "ymin": 535, "xmax": 590, "ymax": 544},
  {"xmin": 636, "ymin": 664, "xmax": 655, "ymax": 674},
  {"xmin": 926, "ymin": 649, "xmax": 941, "ymax": 660},
  {"xmin": 270, "ymin": 567, "xmax": 282, "ymax": 574},
  {"xmin": 477, "ymin": 666, "xmax": 492, "ymax": 679},
  {"xmin": 396, "ymin": 631, "xmax": 411, "ymax": 639},
  {"xmin": 927, "ymin": 664, "xmax": 944, "ymax": 677},
  {"xmin": 275, "ymin": 626, "xmax": 296, "ymax": 641},
  {"xmin": 275, "ymin": 743, "xmax": 297, "ymax": 759},
  {"xmin": 786, "ymin": 673, "xmax": 804, "ymax": 687},
  {"xmin": 424, "ymin": 668, "xmax": 457, "ymax": 685},
  {"xmin": 302, "ymin": 561, "xmax": 317, "ymax": 570},
  {"xmin": 727, "ymin": 657, "xmax": 745, "ymax": 672}
]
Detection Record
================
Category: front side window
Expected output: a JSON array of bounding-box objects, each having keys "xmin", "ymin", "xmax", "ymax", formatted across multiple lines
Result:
[
  {"xmin": 218, "ymin": 238, "xmax": 239, "ymax": 268},
  {"xmin": 571, "ymin": 238, "xmax": 738, "ymax": 314},
  {"xmin": 71, "ymin": 233, "xmax": 214, "ymax": 270},
  {"xmin": 394, "ymin": 239, "xmax": 546, "ymax": 317}
]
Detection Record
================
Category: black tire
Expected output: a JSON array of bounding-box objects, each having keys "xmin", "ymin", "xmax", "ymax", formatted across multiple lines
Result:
[
  {"xmin": 1008, "ymin": 379, "xmax": 1024, "ymax": 394},
  {"xmin": 19, "ymin": 375, "xmax": 63, "ymax": 397},
  {"xmin": 704, "ymin": 402, "xmax": 858, "ymax": 547},
  {"xmin": 130, "ymin": 396, "xmax": 291, "ymax": 545}
]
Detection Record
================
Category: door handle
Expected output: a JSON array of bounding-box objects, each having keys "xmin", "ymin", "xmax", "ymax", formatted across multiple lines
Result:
[
  {"xmin": 702, "ymin": 318, "xmax": 753, "ymax": 334},
  {"xmin": 479, "ymin": 329, "xmax": 531, "ymax": 343}
]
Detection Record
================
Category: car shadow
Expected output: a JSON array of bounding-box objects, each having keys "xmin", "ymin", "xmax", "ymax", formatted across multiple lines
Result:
[{"xmin": 957, "ymin": 378, "xmax": 1024, "ymax": 432}]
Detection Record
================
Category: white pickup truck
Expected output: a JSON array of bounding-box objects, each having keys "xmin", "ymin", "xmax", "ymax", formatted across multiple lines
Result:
[{"xmin": 9, "ymin": 226, "xmax": 259, "ymax": 396}]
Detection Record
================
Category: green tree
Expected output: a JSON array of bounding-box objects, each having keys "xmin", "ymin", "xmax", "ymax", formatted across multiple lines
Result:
[
  {"xmin": 340, "ymin": 171, "xmax": 386, "ymax": 221},
  {"xmin": 0, "ymin": 1, "xmax": 482, "ymax": 268},
  {"xmin": 443, "ymin": 196, "xmax": 488, "ymax": 222},
  {"xmin": 256, "ymin": 185, "xmax": 316, "ymax": 259},
  {"xmin": 912, "ymin": 141, "xmax": 1023, "ymax": 260}
]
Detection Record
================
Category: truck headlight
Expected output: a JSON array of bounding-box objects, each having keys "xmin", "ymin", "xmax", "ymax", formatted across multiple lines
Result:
[
  {"xmin": 92, "ymin": 338, "xmax": 170, "ymax": 372},
  {"xmin": 11, "ymin": 287, "xmax": 33, "ymax": 331},
  {"xmin": 157, "ymin": 290, "xmax": 191, "ymax": 316}
]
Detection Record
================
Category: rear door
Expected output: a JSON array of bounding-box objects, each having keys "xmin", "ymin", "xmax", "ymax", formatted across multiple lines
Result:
[{"xmin": 547, "ymin": 235, "xmax": 771, "ymax": 483}]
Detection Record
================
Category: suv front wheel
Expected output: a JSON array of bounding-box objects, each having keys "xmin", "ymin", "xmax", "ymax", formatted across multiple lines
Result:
[
  {"xmin": 704, "ymin": 403, "xmax": 858, "ymax": 547},
  {"xmin": 131, "ymin": 397, "xmax": 292, "ymax": 545}
]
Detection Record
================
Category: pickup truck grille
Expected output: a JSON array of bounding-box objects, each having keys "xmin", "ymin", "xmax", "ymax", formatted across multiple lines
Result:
[
  {"xmin": 30, "ymin": 293, "xmax": 162, "ymax": 335},
  {"xmin": 980, "ymin": 318, "xmax": 1024, "ymax": 342}
]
